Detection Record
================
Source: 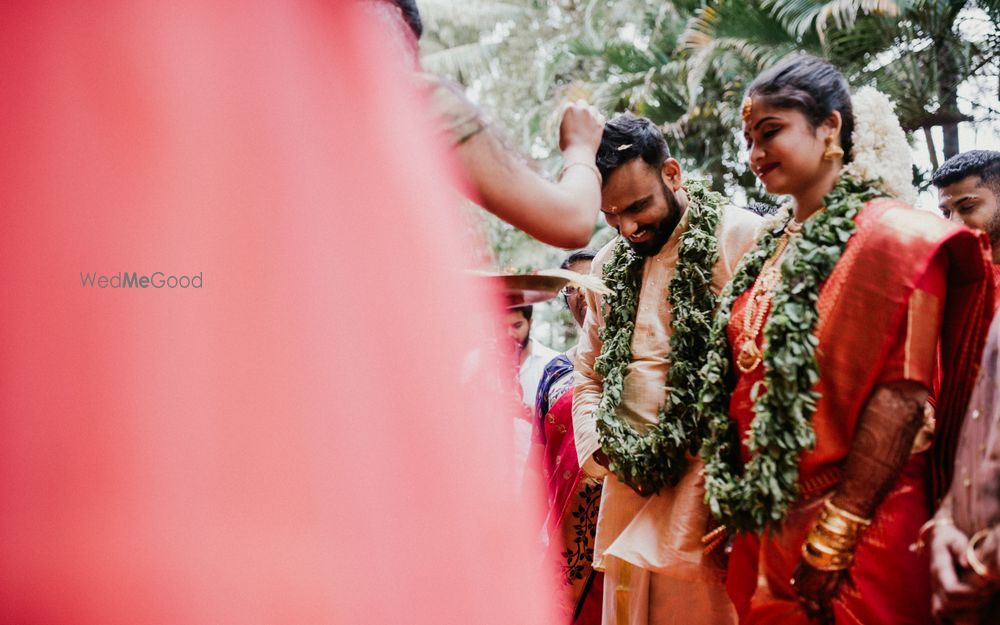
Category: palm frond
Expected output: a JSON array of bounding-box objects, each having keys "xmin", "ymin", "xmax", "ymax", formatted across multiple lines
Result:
[
  {"xmin": 762, "ymin": 0, "xmax": 907, "ymax": 40},
  {"xmin": 682, "ymin": 1, "xmax": 800, "ymax": 63}
]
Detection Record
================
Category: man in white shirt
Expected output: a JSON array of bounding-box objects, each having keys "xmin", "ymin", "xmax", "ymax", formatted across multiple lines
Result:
[{"xmin": 505, "ymin": 304, "xmax": 560, "ymax": 408}]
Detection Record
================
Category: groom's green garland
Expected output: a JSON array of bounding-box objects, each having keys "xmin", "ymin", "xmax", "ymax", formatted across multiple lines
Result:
[
  {"xmin": 594, "ymin": 180, "xmax": 722, "ymax": 493},
  {"xmin": 697, "ymin": 175, "xmax": 885, "ymax": 533}
]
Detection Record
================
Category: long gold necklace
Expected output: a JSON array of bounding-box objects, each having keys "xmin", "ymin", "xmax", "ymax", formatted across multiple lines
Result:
[{"xmin": 734, "ymin": 218, "xmax": 804, "ymax": 374}]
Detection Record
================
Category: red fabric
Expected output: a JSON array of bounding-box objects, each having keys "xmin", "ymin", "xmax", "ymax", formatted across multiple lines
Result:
[
  {"xmin": 726, "ymin": 532, "xmax": 760, "ymax": 621},
  {"xmin": 926, "ymin": 263, "xmax": 999, "ymax": 413},
  {"xmin": 541, "ymin": 390, "xmax": 603, "ymax": 625},
  {"xmin": 993, "ymin": 264, "xmax": 1000, "ymax": 310},
  {"xmin": 727, "ymin": 284, "xmax": 936, "ymax": 623},
  {"xmin": 732, "ymin": 456, "xmax": 933, "ymax": 625},
  {"xmin": 543, "ymin": 391, "xmax": 586, "ymax": 523},
  {"xmin": 572, "ymin": 574, "xmax": 605, "ymax": 625},
  {"xmin": 722, "ymin": 200, "xmax": 993, "ymax": 625},
  {"xmin": 0, "ymin": 3, "xmax": 552, "ymax": 624}
]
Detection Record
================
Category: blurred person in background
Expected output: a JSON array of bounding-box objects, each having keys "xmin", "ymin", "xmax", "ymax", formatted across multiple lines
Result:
[
  {"xmin": 935, "ymin": 149, "xmax": 1000, "ymax": 308},
  {"xmin": 531, "ymin": 248, "xmax": 602, "ymax": 625}
]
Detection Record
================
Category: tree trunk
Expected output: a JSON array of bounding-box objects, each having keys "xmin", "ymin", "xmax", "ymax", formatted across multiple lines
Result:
[
  {"xmin": 923, "ymin": 127, "xmax": 940, "ymax": 171},
  {"xmin": 937, "ymin": 22, "xmax": 961, "ymax": 159},
  {"xmin": 942, "ymin": 119, "xmax": 960, "ymax": 160}
]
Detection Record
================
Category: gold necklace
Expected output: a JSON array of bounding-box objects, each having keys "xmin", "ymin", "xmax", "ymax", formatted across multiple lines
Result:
[{"xmin": 734, "ymin": 218, "xmax": 803, "ymax": 374}]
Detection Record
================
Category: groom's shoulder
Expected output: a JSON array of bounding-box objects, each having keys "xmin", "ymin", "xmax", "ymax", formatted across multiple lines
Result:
[
  {"xmin": 718, "ymin": 204, "xmax": 764, "ymax": 255},
  {"xmin": 591, "ymin": 237, "xmax": 620, "ymax": 274}
]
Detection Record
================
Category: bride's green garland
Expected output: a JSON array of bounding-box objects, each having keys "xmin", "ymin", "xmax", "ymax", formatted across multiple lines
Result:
[
  {"xmin": 698, "ymin": 174, "xmax": 885, "ymax": 533},
  {"xmin": 594, "ymin": 180, "xmax": 722, "ymax": 493}
]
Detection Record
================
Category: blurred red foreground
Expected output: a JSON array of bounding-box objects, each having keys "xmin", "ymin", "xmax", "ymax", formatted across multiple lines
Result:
[{"xmin": 0, "ymin": 3, "xmax": 551, "ymax": 623}]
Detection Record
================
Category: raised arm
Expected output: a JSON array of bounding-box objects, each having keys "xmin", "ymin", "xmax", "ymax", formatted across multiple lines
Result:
[{"xmin": 457, "ymin": 102, "xmax": 603, "ymax": 249}]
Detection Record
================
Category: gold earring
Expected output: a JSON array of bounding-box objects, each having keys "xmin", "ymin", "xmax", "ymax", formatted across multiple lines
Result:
[{"xmin": 823, "ymin": 135, "xmax": 844, "ymax": 161}]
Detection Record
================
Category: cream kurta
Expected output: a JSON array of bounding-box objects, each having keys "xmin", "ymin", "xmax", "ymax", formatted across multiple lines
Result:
[{"xmin": 573, "ymin": 204, "xmax": 760, "ymax": 580}]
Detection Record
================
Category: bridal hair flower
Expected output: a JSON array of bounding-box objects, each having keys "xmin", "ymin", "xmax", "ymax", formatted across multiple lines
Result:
[{"xmin": 844, "ymin": 87, "xmax": 917, "ymax": 205}]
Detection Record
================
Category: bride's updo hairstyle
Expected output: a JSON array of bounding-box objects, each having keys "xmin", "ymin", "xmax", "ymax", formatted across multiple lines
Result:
[{"xmin": 746, "ymin": 55, "xmax": 855, "ymax": 164}]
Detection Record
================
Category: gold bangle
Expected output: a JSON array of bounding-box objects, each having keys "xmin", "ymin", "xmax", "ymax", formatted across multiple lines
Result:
[
  {"xmin": 801, "ymin": 539, "xmax": 854, "ymax": 571},
  {"xmin": 910, "ymin": 517, "xmax": 953, "ymax": 553},
  {"xmin": 799, "ymin": 499, "xmax": 871, "ymax": 572},
  {"xmin": 811, "ymin": 523, "xmax": 858, "ymax": 552},
  {"xmin": 824, "ymin": 499, "xmax": 872, "ymax": 527},
  {"xmin": 817, "ymin": 515, "xmax": 862, "ymax": 539},
  {"xmin": 701, "ymin": 525, "xmax": 727, "ymax": 545},
  {"xmin": 802, "ymin": 524, "xmax": 856, "ymax": 572},
  {"xmin": 966, "ymin": 528, "xmax": 1000, "ymax": 582},
  {"xmin": 559, "ymin": 161, "xmax": 602, "ymax": 186}
]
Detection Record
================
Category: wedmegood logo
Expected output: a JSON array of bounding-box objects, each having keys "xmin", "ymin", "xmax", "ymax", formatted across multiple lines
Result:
[{"xmin": 80, "ymin": 271, "xmax": 204, "ymax": 289}]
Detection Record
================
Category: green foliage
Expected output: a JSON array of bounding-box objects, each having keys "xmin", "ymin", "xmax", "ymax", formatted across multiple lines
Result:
[{"xmin": 593, "ymin": 181, "xmax": 722, "ymax": 493}]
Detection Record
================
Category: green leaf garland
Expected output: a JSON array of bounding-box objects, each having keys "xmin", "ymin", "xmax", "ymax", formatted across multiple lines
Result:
[
  {"xmin": 698, "ymin": 174, "xmax": 885, "ymax": 533},
  {"xmin": 594, "ymin": 180, "xmax": 722, "ymax": 493}
]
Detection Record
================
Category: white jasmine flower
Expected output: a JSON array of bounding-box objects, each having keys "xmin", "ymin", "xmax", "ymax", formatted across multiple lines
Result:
[
  {"xmin": 755, "ymin": 204, "xmax": 790, "ymax": 241},
  {"xmin": 844, "ymin": 87, "xmax": 917, "ymax": 205}
]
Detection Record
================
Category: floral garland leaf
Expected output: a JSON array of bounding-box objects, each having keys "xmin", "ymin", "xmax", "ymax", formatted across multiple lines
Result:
[
  {"xmin": 594, "ymin": 180, "xmax": 723, "ymax": 492},
  {"xmin": 698, "ymin": 174, "xmax": 887, "ymax": 532}
]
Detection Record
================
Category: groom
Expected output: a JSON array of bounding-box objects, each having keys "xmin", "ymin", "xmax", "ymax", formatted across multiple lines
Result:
[{"xmin": 573, "ymin": 113, "xmax": 760, "ymax": 625}]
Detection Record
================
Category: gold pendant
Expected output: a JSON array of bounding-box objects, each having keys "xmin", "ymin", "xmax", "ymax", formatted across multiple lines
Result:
[{"xmin": 735, "ymin": 337, "xmax": 762, "ymax": 374}]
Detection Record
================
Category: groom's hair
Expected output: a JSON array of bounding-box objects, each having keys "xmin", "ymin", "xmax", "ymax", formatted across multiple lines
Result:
[{"xmin": 596, "ymin": 113, "xmax": 670, "ymax": 184}]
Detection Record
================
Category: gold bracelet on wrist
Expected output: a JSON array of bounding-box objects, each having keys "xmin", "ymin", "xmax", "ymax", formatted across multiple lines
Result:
[
  {"xmin": 802, "ymin": 538, "xmax": 854, "ymax": 571},
  {"xmin": 810, "ymin": 523, "xmax": 858, "ymax": 552},
  {"xmin": 818, "ymin": 500, "xmax": 869, "ymax": 539},
  {"xmin": 800, "ymin": 498, "xmax": 872, "ymax": 572},
  {"xmin": 802, "ymin": 525, "xmax": 856, "ymax": 571},
  {"xmin": 966, "ymin": 528, "xmax": 1000, "ymax": 582},
  {"xmin": 824, "ymin": 499, "xmax": 872, "ymax": 528},
  {"xmin": 816, "ymin": 516, "xmax": 861, "ymax": 541},
  {"xmin": 559, "ymin": 161, "xmax": 602, "ymax": 186},
  {"xmin": 910, "ymin": 517, "xmax": 953, "ymax": 553}
]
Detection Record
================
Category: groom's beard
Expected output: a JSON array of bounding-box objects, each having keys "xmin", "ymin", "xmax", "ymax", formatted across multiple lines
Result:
[{"xmin": 625, "ymin": 180, "xmax": 684, "ymax": 257}]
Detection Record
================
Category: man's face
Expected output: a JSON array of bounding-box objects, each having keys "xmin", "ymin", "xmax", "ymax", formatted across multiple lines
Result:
[
  {"xmin": 504, "ymin": 309, "xmax": 530, "ymax": 351},
  {"xmin": 939, "ymin": 175, "xmax": 1000, "ymax": 261},
  {"xmin": 601, "ymin": 158, "xmax": 684, "ymax": 256},
  {"xmin": 564, "ymin": 258, "xmax": 594, "ymax": 328}
]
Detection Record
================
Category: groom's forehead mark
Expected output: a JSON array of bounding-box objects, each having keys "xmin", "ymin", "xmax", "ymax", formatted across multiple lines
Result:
[{"xmin": 602, "ymin": 195, "xmax": 651, "ymax": 216}]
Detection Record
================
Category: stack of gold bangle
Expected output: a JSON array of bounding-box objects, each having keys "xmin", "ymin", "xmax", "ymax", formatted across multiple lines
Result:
[{"xmin": 801, "ymin": 499, "xmax": 872, "ymax": 571}]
